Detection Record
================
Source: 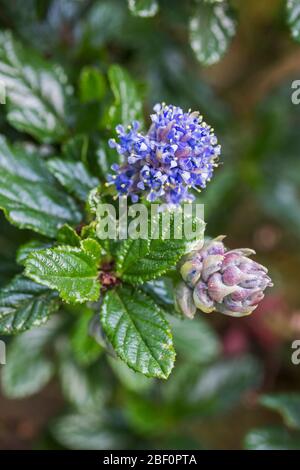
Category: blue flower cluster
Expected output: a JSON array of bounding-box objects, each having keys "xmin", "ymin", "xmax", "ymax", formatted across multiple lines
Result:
[{"xmin": 107, "ymin": 103, "xmax": 221, "ymax": 206}]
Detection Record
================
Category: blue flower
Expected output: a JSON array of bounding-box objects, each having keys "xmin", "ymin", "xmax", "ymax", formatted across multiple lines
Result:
[{"xmin": 107, "ymin": 103, "xmax": 221, "ymax": 206}]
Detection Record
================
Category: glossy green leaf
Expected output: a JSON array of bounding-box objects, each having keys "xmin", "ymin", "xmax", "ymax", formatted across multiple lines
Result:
[
  {"xmin": 0, "ymin": 136, "xmax": 81, "ymax": 237},
  {"xmin": 0, "ymin": 275, "xmax": 59, "ymax": 334},
  {"xmin": 128, "ymin": 0, "xmax": 159, "ymax": 17},
  {"xmin": 25, "ymin": 239, "xmax": 102, "ymax": 304},
  {"xmin": 47, "ymin": 158, "xmax": 99, "ymax": 202},
  {"xmin": 107, "ymin": 65, "xmax": 143, "ymax": 128},
  {"xmin": 79, "ymin": 67, "xmax": 106, "ymax": 103},
  {"xmin": 189, "ymin": 1, "xmax": 236, "ymax": 66},
  {"xmin": 287, "ymin": 0, "xmax": 300, "ymax": 43},
  {"xmin": 100, "ymin": 285, "xmax": 175, "ymax": 379},
  {"xmin": 0, "ymin": 31, "xmax": 71, "ymax": 143},
  {"xmin": 57, "ymin": 224, "xmax": 81, "ymax": 247},
  {"xmin": 244, "ymin": 427, "xmax": 300, "ymax": 450},
  {"xmin": 260, "ymin": 393, "xmax": 300, "ymax": 430}
]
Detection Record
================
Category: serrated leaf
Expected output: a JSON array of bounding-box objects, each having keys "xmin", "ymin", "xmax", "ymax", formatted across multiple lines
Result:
[
  {"xmin": 100, "ymin": 285, "xmax": 175, "ymax": 379},
  {"xmin": 287, "ymin": 0, "xmax": 300, "ymax": 43},
  {"xmin": 51, "ymin": 413, "xmax": 124, "ymax": 450},
  {"xmin": 115, "ymin": 214, "xmax": 205, "ymax": 284},
  {"xmin": 47, "ymin": 157, "xmax": 99, "ymax": 202},
  {"xmin": 1, "ymin": 323, "xmax": 58, "ymax": 398},
  {"xmin": 0, "ymin": 136, "xmax": 81, "ymax": 237},
  {"xmin": 260, "ymin": 394, "xmax": 300, "ymax": 430},
  {"xmin": 79, "ymin": 67, "xmax": 106, "ymax": 103},
  {"xmin": 128, "ymin": 0, "xmax": 159, "ymax": 17},
  {"xmin": 57, "ymin": 224, "xmax": 81, "ymax": 247},
  {"xmin": 107, "ymin": 65, "xmax": 143, "ymax": 129},
  {"xmin": 0, "ymin": 31, "xmax": 71, "ymax": 143},
  {"xmin": 244, "ymin": 427, "xmax": 300, "ymax": 450},
  {"xmin": 189, "ymin": 1, "xmax": 236, "ymax": 66},
  {"xmin": 25, "ymin": 239, "xmax": 102, "ymax": 304},
  {"xmin": 0, "ymin": 275, "xmax": 59, "ymax": 334}
]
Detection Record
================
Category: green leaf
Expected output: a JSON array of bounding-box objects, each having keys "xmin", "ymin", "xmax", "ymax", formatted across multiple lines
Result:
[
  {"xmin": 107, "ymin": 65, "xmax": 143, "ymax": 129},
  {"xmin": 79, "ymin": 67, "xmax": 106, "ymax": 103},
  {"xmin": 189, "ymin": 1, "xmax": 236, "ymax": 66},
  {"xmin": 0, "ymin": 136, "xmax": 81, "ymax": 237},
  {"xmin": 57, "ymin": 224, "xmax": 81, "ymax": 247},
  {"xmin": 47, "ymin": 158, "xmax": 99, "ymax": 202},
  {"xmin": 100, "ymin": 285, "xmax": 175, "ymax": 379},
  {"xmin": 128, "ymin": 0, "xmax": 159, "ymax": 17},
  {"xmin": 287, "ymin": 0, "xmax": 300, "ymax": 43},
  {"xmin": 70, "ymin": 308, "xmax": 102, "ymax": 366},
  {"xmin": 0, "ymin": 275, "xmax": 59, "ymax": 334},
  {"xmin": 260, "ymin": 393, "xmax": 300, "ymax": 430},
  {"xmin": 25, "ymin": 239, "xmax": 102, "ymax": 304},
  {"xmin": 1, "ymin": 323, "xmax": 58, "ymax": 398},
  {"xmin": 51, "ymin": 413, "xmax": 124, "ymax": 450},
  {"xmin": 115, "ymin": 214, "xmax": 205, "ymax": 284},
  {"xmin": 0, "ymin": 31, "xmax": 71, "ymax": 143},
  {"xmin": 170, "ymin": 315, "xmax": 220, "ymax": 364},
  {"xmin": 244, "ymin": 427, "xmax": 300, "ymax": 450}
]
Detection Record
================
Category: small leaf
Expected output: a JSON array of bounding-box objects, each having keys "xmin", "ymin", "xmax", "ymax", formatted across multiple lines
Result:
[
  {"xmin": 189, "ymin": 1, "xmax": 236, "ymax": 66},
  {"xmin": 244, "ymin": 427, "xmax": 300, "ymax": 450},
  {"xmin": 0, "ymin": 136, "xmax": 81, "ymax": 237},
  {"xmin": 1, "ymin": 323, "xmax": 58, "ymax": 398},
  {"xmin": 107, "ymin": 65, "xmax": 143, "ymax": 129},
  {"xmin": 100, "ymin": 285, "xmax": 175, "ymax": 379},
  {"xmin": 0, "ymin": 275, "xmax": 59, "ymax": 334},
  {"xmin": 47, "ymin": 158, "xmax": 99, "ymax": 202},
  {"xmin": 128, "ymin": 0, "xmax": 159, "ymax": 18},
  {"xmin": 57, "ymin": 224, "xmax": 81, "ymax": 247},
  {"xmin": 79, "ymin": 67, "xmax": 106, "ymax": 103},
  {"xmin": 287, "ymin": 0, "xmax": 300, "ymax": 43},
  {"xmin": 260, "ymin": 393, "xmax": 300, "ymax": 430},
  {"xmin": 0, "ymin": 31, "xmax": 71, "ymax": 143},
  {"xmin": 25, "ymin": 239, "xmax": 102, "ymax": 304}
]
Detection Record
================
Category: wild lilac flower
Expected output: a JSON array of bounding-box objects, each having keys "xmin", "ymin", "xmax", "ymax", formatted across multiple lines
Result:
[
  {"xmin": 175, "ymin": 236, "xmax": 273, "ymax": 318},
  {"xmin": 107, "ymin": 103, "xmax": 221, "ymax": 205}
]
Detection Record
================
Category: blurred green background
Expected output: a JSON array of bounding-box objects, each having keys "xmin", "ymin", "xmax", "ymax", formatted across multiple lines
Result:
[{"xmin": 0, "ymin": 0, "xmax": 300, "ymax": 450}]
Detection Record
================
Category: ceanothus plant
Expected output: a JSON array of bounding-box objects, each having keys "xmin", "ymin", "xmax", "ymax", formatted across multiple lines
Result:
[{"xmin": 0, "ymin": 32, "xmax": 272, "ymax": 381}]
